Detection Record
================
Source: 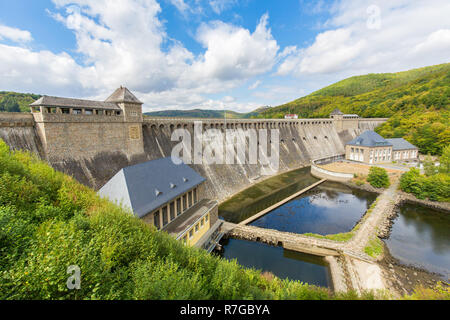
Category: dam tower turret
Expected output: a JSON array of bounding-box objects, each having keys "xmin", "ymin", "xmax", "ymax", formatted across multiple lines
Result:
[{"xmin": 29, "ymin": 86, "xmax": 145, "ymax": 162}]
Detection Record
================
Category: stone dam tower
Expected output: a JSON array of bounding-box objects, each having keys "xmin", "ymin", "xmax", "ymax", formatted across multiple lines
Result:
[
  {"xmin": 0, "ymin": 88, "xmax": 387, "ymax": 201},
  {"xmin": 30, "ymin": 86, "xmax": 145, "ymax": 162}
]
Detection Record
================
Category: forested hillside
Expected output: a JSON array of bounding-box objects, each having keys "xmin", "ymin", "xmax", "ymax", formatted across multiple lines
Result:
[
  {"xmin": 257, "ymin": 63, "xmax": 450, "ymax": 155},
  {"xmin": 145, "ymin": 108, "xmax": 262, "ymax": 119},
  {"xmin": 0, "ymin": 92, "xmax": 40, "ymax": 113}
]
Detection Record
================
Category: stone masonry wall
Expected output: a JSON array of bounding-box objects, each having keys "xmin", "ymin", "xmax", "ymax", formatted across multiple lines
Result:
[{"xmin": 0, "ymin": 112, "xmax": 387, "ymax": 200}]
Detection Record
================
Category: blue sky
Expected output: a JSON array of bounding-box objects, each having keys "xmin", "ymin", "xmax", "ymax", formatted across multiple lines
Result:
[{"xmin": 0, "ymin": 0, "xmax": 449, "ymax": 112}]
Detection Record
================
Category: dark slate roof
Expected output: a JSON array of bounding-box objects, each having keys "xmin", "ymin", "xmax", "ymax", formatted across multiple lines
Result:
[
  {"xmin": 30, "ymin": 96, "xmax": 121, "ymax": 110},
  {"xmin": 346, "ymin": 130, "xmax": 392, "ymax": 147},
  {"xmin": 105, "ymin": 86, "xmax": 143, "ymax": 104},
  {"xmin": 98, "ymin": 157, "xmax": 206, "ymax": 218},
  {"xmin": 330, "ymin": 108, "xmax": 344, "ymax": 115},
  {"xmin": 386, "ymin": 138, "xmax": 418, "ymax": 151}
]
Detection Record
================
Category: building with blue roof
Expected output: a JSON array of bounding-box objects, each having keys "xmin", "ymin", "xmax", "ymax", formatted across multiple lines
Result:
[
  {"xmin": 99, "ymin": 157, "xmax": 223, "ymax": 252},
  {"xmin": 345, "ymin": 130, "xmax": 418, "ymax": 164}
]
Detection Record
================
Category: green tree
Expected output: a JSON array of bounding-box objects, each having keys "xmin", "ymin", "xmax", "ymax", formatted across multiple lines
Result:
[
  {"xmin": 439, "ymin": 145, "xmax": 450, "ymax": 174},
  {"xmin": 423, "ymin": 154, "xmax": 437, "ymax": 176},
  {"xmin": 367, "ymin": 167, "xmax": 390, "ymax": 188},
  {"xmin": 0, "ymin": 97, "xmax": 20, "ymax": 112}
]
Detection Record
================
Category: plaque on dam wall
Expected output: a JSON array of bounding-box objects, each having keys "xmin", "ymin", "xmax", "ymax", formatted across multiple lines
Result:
[{"xmin": 129, "ymin": 125, "xmax": 140, "ymax": 140}]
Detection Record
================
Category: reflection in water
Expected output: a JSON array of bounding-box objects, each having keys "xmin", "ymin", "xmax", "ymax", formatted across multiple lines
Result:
[
  {"xmin": 219, "ymin": 167, "xmax": 319, "ymax": 223},
  {"xmin": 250, "ymin": 182, "xmax": 377, "ymax": 235},
  {"xmin": 219, "ymin": 238, "xmax": 331, "ymax": 287},
  {"xmin": 385, "ymin": 204, "xmax": 450, "ymax": 280}
]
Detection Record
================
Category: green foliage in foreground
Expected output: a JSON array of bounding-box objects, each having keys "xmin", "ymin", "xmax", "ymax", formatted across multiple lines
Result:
[
  {"xmin": 367, "ymin": 167, "xmax": 390, "ymax": 189},
  {"xmin": 0, "ymin": 139, "xmax": 336, "ymax": 300},
  {"xmin": 257, "ymin": 63, "xmax": 450, "ymax": 155}
]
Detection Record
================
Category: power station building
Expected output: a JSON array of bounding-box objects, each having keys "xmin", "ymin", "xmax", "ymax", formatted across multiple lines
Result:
[
  {"xmin": 98, "ymin": 157, "xmax": 223, "ymax": 252},
  {"xmin": 345, "ymin": 130, "xmax": 418, "ymax": 164}
]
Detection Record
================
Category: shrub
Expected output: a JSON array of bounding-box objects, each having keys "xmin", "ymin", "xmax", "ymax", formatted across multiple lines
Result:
[
  {"xmin": 367, "ymin": 167, "xmax": 390, "ymax": 188},
  {"xmin": 423, "ymin": 154, "xmax": 437, "ymax": 176},
  {"xmin": 400, "ymin": 168, "xmax": 450, "ymax": 202}
]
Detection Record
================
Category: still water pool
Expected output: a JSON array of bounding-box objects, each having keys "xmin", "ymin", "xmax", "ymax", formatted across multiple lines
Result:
[
  {"xmin": 385, "ymin": 204, "xmax": 450, "ymax": 280},
  {"xmin": 247, "ymin": 181, "xmax": 377, "ymax": 235},
  {"xmin": 219, "ymin": 238, "xmax": 332, "ymax": 287}
]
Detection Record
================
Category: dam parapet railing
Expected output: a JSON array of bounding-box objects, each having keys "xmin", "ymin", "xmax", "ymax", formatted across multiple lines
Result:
[
  {"xmin": 0, "ymin": 112, "xmax": 34, "ymax": 127},
  {"xmin": 311, "ymin": 154, "xmax": 354, "ymax": 182},
  {"xmin": 143, "ymin": 116, "xmax": 335, "ymax": 131}
]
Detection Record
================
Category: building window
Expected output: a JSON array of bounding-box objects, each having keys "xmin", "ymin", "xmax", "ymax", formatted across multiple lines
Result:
[
  {"xmin": 170, "ymin": 202, "xmax": 175, "ymax": 220},
  {"xmin": 193, "ymin": 188, "xmax": 197, "ymax": 203},
  {"xmin": 176, "ymin": 197, "xmax": 181, "ymax": 216},
  {"xmin": 153, "ymin": 211, "xmax": 160, "ymax": 230},
  {"xmin": 200, "ymin": 218, "xmax": 204, "ymax": 227},
  {"xmin": 188, "ymin": 191, "xmax": 193, "ymax": 207},
  {"xmin": 183, "ymin": 194, "xmax": 187, "ymax": 210},
  {"xmin": 73, "ymin": 109, "xmax": 82, "ymax": 114},
  {"xmin": 195, "ymin": 223, "xmax": 199, "ymax": 232},
  {"xmin": 189, "ymin": 229, "xmax": 194, "ymax": 239},
  {"xmin": 162, "ymin": 206, "xmax": 168, "ymax": 226},
  {"xmin": 62, "ymin": 108, "xmax": 70, "ymax": 114},
  {"xmin": 205, "ymin": 214, "xmax": 209, "ymax": 223},
  {"xmin": 85, "ymin": 109, "xmax": 93, "ymax": 115},
  {"xmin": 182, "ymin": 236, "xmax": 187, "ymax": 245}
]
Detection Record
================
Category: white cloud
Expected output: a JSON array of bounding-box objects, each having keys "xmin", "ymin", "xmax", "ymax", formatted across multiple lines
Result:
[
  {"xmin": 209, "ymin": 0, "xmax": 237, "ymax": 15},
  {"xmin": 0, "ymin": 0, "xmax": 279, "ymax": 111},
  {"xmin": 278, "ymin": 0, "xmax": 450, "ymax": 77},
  {"xmin": 188, "ymin": 14, "xmax": 278, "ymax": 82},
  {"xmin": 1, "ymin": 0, "xmax": 449, "ymax": 112},
  {"xmin": 0, "ymin": 24, "xmax": 32, "ymax": 42},
  {"xmin": 412, "ymin": 29, "xmax": 450, "ymax": 56},
  {"xmin": 248, "ymin": 80, "xmax": 261, "ymax": 90},
  {"xmin": 169, "ymin": 0, "xmax": 189, "ymax": 13}
]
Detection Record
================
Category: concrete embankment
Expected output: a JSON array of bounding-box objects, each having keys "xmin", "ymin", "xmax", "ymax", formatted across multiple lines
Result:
[{"xmin": 310, "ymin": 155, "xmax": 354, "ymax": 182}]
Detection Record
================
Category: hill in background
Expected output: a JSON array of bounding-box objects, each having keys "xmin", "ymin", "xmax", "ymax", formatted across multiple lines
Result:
[
  {"xmin": 0, "ymin": 92, "xmax": 41, "ymax": 113},
  {"xmin": 257, "ymin": 63, "xmax": 450, "ymax": 155},
  {"xmin": 1, "ymin": 63, "xmax": 448, "ymax": 154},
  {"xmin": 144, "ymin": 108, "xmax": 263, "ymax": 119}
]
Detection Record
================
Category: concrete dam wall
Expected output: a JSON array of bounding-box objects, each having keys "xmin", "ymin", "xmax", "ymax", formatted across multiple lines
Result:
[{"xmin": 0, "ymin": 112, "xmax": 386, "ymax": 202}]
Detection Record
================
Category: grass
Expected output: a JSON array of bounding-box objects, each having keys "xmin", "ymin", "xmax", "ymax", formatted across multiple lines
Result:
[
  {"xmin": 303, "ymin": 232, "xmax": 355, "ymax": 242},
  {"xmin": 364, "ymin": 237, "xmax": 384, "ymax": 258}
]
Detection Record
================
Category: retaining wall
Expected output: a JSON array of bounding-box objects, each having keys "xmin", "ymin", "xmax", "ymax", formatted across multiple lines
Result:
[{"xmin": 311, "ymin": 155, "xmax": 354, "ymax": 182}]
